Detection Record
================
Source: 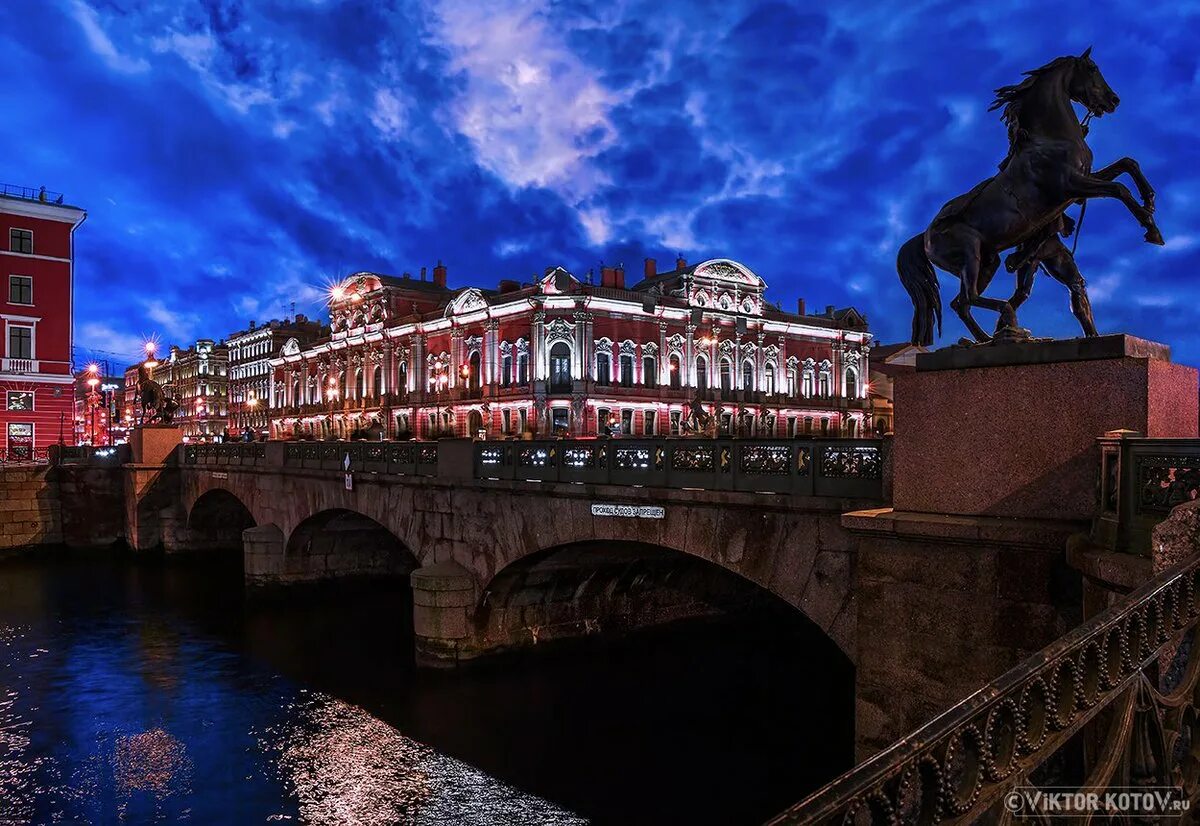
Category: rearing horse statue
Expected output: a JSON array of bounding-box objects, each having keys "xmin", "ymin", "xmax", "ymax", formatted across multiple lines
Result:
[{"xmin": 899, "ymin": 49, "xmax": 1163, "ymax": 345}]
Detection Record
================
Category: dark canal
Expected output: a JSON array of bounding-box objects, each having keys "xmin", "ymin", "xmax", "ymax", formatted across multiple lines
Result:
[{"xmin": 0, "ymin": 547, "xmax": 852, "ymax": 825}]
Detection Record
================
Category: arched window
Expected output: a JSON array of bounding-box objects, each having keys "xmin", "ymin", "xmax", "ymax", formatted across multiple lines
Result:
[
  {"xmin": 596, "ymin": 352, "xmax": 611, "ymax": 385},
  {"xmin": 818, "ymin": 369, "xmax": 831, "ymax": 397},
  {"xmin": 468, "ymin": 351, "xmax": 481, "ymax": 393},
  {"xmin": 844, "ymin": 368, "xmax": 858, "ymax": 399},
  {"xmin": 848, "ymin": 417, "xmax": 858, "ymax": 437},
  {"xmin": 339, "ymin": 372, "xmax": 348, "ymax": 400},
  {"xmin": 517, "ymin": 352, "xmax": 529, "ymax": 384},
  {"xmin": 786, "ymin": 366, "xmax": 796, "ymax": 397},
  {"xmin": 291, "ymin": 380, "xmax": 300, "ymax": 406},
  {"xmin": 764, "ymin": 363, "xmax": 775, "ymax": 395},
  {"xmin": 619, "ymin": 353, "xmax": 634, "ymax": 387},
  {"xmin": 742, "ymin": 360, "xmax": 755, "ymax": 391},
  {"xmin": 719, "ymin": 358, "xmax": 733, "ymax": 392},
  {"xmin": 468, "ymin": 409, "xmax": 484, "ymax": 436},
  {"xmin": 373, "ymin": 365, "xmax": 383, "ymax": 397},
  {"xmin": 355, "ymin": 369, "xmax": 364, "ymax": 399},
  {"xmin": 695, "ymin": 355, "xmax": 709, "ymax": 391},
  {"xmin": 802, "ymin": 369, "xmax": 814, "ymax": 398},
  {"xmin": 549, "ymin": 342, "xmax": 572, "ymax": 390},
  {"xmin": 501, "ymin": 354, "xmax": 512, "ymax": 386},
  {"xmin": 643, "ymin": 355, "xmax": 657, "ymax": 388},
  {"xmin": 669, "ymin": 354, "xmax": 682, "ymax": 389},
  {"xmin": 398, "ymin": 361, "xmax": 408, "ymax": 394}
]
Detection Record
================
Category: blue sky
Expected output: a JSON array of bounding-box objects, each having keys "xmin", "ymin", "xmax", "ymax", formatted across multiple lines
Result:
[{"xmin": 6, "ymin": 0, "xmax": 1200, "ymax": 366}]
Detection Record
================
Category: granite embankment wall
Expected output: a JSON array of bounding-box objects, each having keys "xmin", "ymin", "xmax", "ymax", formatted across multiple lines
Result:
[{"xmin": 0, "ymin": 465, "xmax": 124, "ymax": 551}]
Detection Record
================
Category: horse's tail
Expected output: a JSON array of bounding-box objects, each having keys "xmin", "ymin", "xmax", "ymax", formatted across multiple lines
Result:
[{"xmin": 897, "ymin": 233, "xmax": 941, "ymax": 346}]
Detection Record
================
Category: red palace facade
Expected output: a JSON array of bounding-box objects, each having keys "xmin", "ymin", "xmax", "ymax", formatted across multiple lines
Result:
[
  {"xmin": 269, "ymin": 258, "xmax": 873, "ymax": 441},
  {"xmin": 1, "ymin": 186, "xmax": 85, "ymax": 459}
]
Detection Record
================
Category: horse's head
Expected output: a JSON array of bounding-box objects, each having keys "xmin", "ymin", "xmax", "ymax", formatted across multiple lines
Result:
[{"xmin": 1069, "ymin": 47, "xmax": 1120, "ymax": 118}]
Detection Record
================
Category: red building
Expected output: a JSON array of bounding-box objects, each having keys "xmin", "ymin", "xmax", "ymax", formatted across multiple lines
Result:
[
  {"xmin": 1, "ymin": 185, "xmax": 85, "ymax": 459},
  {"xmin": 269, "ymin": 257, "xmax": 872, "ymax": 440}
]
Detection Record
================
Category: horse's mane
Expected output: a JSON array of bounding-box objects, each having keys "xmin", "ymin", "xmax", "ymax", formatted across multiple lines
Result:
[
  {"xmin": 989, "ymin": 55, "xmax": 1078, "ymax": 132},
  {"xmin": 991, "ymin": 54, "xmax": 1078, "ymax": 169}
]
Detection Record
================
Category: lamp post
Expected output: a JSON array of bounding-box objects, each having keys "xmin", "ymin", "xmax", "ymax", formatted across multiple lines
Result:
[
  {"xmin": 326, "ymin": 376, "xmax": 339, "ymax": 440},
  {"xmin": 85, "ymin": 364, "xmax": 101, "ymax": 446}
]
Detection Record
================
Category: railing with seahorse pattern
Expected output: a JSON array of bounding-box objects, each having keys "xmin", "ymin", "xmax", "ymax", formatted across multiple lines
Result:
[{"xmin": 767, "ymin": 505, "xmax": 1200, "ymax": 824}]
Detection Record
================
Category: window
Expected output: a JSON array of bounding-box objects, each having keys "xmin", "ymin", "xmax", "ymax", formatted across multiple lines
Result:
[
  {"xmin": 764, "ymin": 363, "xmax": 775, "ymax": 395},
  {"xmin": 502, "ymin": 409, "xmax": 511, "ymax": 434},
  {"xmin": 787, "ymin": 417, "xmax": 797, "ymax": 438},
  {"xmin": 6, "ymin": 391, "xmax": 33, "ymax": 411},
  {"xmin": 398, "ymin": 362, "xmax": 408, "ymax": 393},
  {"xmin": 501, "ymin": 354, "xmax": 512, "ymax": 386},
  {"xmin": 355, "ymin": 370, "xmax": 364, "ymax": 399},
  {"xmin": 802, "ymin": 370, "xmax": 814, "ymax": 398},
  {"xmin": 669, "ymin": 354, "xmax": 681, "ymax": 389},
  {"xmin": 596, "ymin": 353, "xmax": 611, "ymax": 385},
  {"xmin": 643, "ymin": 356, "xmax": 656, "ymax": 388},
  {"xmin": 619, "ymin": 354, "xmax": 634, "ymax": 387},
  {"xmin": 643, "ymin": 410, "xmax": 656, "ymax": 435},
  {"xmin": 597, "ymin": 407, "xmax": 612, "ymax": 434},
  {"xmin": 8, "ymin": 275, "xmax": 32, "ymax": 305},
  {"xmin": 620, "ymin": 409, "xmax": 633, "ymax": 434},
  {"xmin": 8, "ymin": 325, "xmax": 32, "ymax": 359},
  {"xmin": 518, "ymin": 407, "xmax": 528, "ymax": 434},
  {"xmin": 517, "ymin": 353, "xmax": 529, "ymax": 384},
  {"xmin": 719, "ymin": 358, "xmax": 732, "ymax": 392},
  {"xmin": 549, "ymin": 342, "xmax": 572, "ymax": 390},
  {"xmin": 9, "ymin": 229, "xmax": 31, "ymax": 254},
  {"xmin": 845, "ymin": 369, "xmax": 858, "ymax": 399},
  {"xmin": 695, "ymin": 355, "xmax": 708, "ymax": 391},
  {"xmin": 551, "ymin": 407, "xmax": 569, "ymax": 433},
  {"xmin": 374, "ymin": 365, "xmax": 384, "ymax": 396},
  {"xmin": 670, "ymin": 410, "xmax": 682, "ymax": 435},
  {"xmin": 786, "ymin": 367, "xmax": 797, "ymax": 397},
  {"xmin": 804, "ymin": 416, "xmax": 813, "ymax": 434},
  {"xmin": 742, "ymin": 360, "xmax": 755, "ymax": 391},
  {"xmin": 821, "ymin": 418, "xmax": 830, "ymax": 435}
]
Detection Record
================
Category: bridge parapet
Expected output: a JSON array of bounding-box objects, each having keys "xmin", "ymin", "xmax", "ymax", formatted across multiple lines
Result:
[
  {"xmin": 770, "ymin": 499, "xmax": 1200, "ymax": 825},
  {"xmin": 178, "ymin": 437, "xmax": 887, "ymax": 499},
  {"xmin": 1095, "ymin": 432, "xmax": 1200, "ymax": 558}
]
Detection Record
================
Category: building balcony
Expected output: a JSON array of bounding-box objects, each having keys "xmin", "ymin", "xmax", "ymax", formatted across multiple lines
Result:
[{"xmin": 2, "ymin": 358, "xmax": 38, "ymax": 374}]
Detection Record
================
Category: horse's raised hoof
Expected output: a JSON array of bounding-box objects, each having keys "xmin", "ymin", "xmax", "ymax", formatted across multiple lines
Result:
[{"xmin": 1145, "ymin": 226, "xmax": 1165, "ymax": 245}]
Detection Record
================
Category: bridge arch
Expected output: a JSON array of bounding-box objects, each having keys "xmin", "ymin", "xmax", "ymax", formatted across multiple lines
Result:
[
  {"xmin": 475, "ymin": 539, "xmax": 852, "ymax": 662},
  {"xmin": 284, "ymin": 508, "xmax": 419, "ymax": 582}
]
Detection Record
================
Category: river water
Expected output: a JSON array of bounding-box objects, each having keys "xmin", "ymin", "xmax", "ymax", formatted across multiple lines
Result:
[{"xmin": 0, "ymin": 548, "xmax": 852, "ymax": 825}]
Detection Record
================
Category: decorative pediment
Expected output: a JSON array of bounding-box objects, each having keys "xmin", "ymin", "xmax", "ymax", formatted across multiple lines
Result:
[
  {"xmin": 281, "ymin": 338, "xmax": 301, "ymax": 357},
  {"xmin": 819, "ymin": 359, "xmax": 833, "ymax": 373},
  {"xmin": 666, "ymin": 334, "xmax": 686, "ymax": 354},
  {"xmin": 717, "ymin": 339, "xmax": 737, "ymax": 356},
  {"xmin": 464, "ymin": 335, "xmax": 483, "ymax": 353},
  {"xmin": 619, "ymin": 339, "xmax": 637, "ymax": 356},
  {"xmin": 763, "ymin": 344, "xmax": 780, "ymax": 361},
  {"xmin": 691, "ymin": 259, "xmax": 767, "ymax": 291},
  {"xmin": 642, "ymin": 341, "xmax": 659, "ymax": 356},
  {"xmin": 594, "ymin": 336, "xmax": 614, "ymax": 352},
  {"xmin": 545, "ymin": 318, "xmax": 574, "ymax": 343},
  {"xmin": 539, "ymin": 266, "xmax": 579, "ymax": 295},
  {"xmin": 445, "ymin": 288, "xmax": 489, "ymax": 318},
  {"xmin": 844, "ymin": 349, "xmax": 862, "ymax": 367},
  {"xmin": 515, "ymin": 338, "xmax": 529, "ymax": 354},
  {"xmin": 499, "ymin": 340, "xmax": 513, "ymax": 354}
]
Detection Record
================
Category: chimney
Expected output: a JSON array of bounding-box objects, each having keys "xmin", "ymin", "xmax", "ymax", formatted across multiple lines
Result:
[
  {"xmin": 296, "ymin": 313, "xmax": 307, "ymax": 323},
  {"xmin": 825, "ymin": 304, "xmax": 835, "ymax": 317},
  {"xmin": 420, "ymin": 266, "xmax": 427, "ymax": 282},
  {"xmin": 613, "ymin": 263, "xmax": 625, "ymax": 289},
  {"xmin": 249, "ymin": 320, "xmax": 256, "ymax": 330},
  {"xmin": 499, "ymin": 279, "xmax": 519, "ymax": 293},
  {"xmin": 600, "ymin": 265, "xmax": 616, "ymax": 288},
  {"xmin": 797, "ymin": 298, "xmax": 806, "ymax": 316},
  {"xmin": 676, "ymin": 254, "xmax": 687, "ymax": 270},
  {"xmin": 644, "ymin": 257, "xmax": 657, "ymax": 279},
  {"xmin": 433, "ymin": 260, "xmax": 447, "ymax": 288}
]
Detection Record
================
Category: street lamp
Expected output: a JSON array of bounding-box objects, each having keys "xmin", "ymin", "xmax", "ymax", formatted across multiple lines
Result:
[{"xmin": 85, "ymin": 364, "xmax": 101, "ymax": 446}]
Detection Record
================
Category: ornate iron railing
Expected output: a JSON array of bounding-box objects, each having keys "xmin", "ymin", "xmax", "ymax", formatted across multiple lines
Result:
[
  {"xmin": 176, "ymin": 437, "xmax": 886, "ymax": 498},
  {"xmin": 0, "ymin": 447, "xmax": 50, "ymax": 465},
  {"xmin": 474, "ymin": 437, "xmax": 885, "ymax": 498},
  {"xmin": 767, "ymin": 526, "xmax": 1200, "ymax": 824}
]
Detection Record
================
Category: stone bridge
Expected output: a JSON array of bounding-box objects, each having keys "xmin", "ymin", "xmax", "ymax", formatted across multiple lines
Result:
[{"xmin": 150, "ymin": 437, "xmax": 887, "ymax": 667}]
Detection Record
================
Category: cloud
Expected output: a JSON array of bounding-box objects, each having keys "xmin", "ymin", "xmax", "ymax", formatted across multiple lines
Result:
[{"xmin": 67, "ymin": 0, "xmax": 150, "ymax": 74}]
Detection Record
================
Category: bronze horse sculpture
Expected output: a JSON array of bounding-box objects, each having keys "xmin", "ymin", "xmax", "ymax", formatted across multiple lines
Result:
[
  {"xmin": 899, "ymin": 49, "xmax": 1162, "ymax": 346},
  {"xmin": 136, "ymin": 364, "xmax": 179, "ymax": 425}
]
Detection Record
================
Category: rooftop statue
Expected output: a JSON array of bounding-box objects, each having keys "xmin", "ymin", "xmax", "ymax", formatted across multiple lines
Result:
[{"xmin": 899, "ymin": 48, "xmax": 1162, "ymax": 346}]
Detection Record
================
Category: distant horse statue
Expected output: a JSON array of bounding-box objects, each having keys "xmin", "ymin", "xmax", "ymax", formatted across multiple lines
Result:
[
  {"xmin": 137, "ymin": 364, "xmax": 178, "ymax": 425},
  {"xmin": 899, "ymin": 48, "xmax": 1162, "ymax": 345},
  {"xmin": 681, "ymin": 396, "xmax": 714, "ymax": 436}
]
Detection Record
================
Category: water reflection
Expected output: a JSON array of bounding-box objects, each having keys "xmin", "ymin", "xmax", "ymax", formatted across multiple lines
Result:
[{"xmin": 0, "ymin": 549, "xmax": 851, "ymax": 825}]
